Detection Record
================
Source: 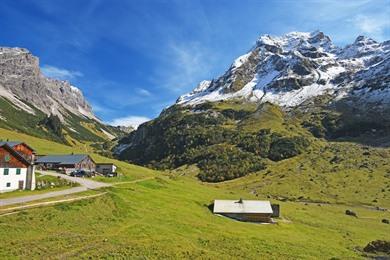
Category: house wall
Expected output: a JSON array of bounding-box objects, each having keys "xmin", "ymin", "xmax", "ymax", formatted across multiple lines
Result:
[
  {"xmin": 12, "ymin": 143, "xmax": 34, "ymax": 162},
  {"xmin": 221, "ymin": 213, "xmax": 272, "ymax": 223},
  {"xmin": 75, "ymin": 156, "xmax": 96, "ymax": 172},
  {"xmin": 96, "ymin": 164, "xmax": 116, "ymax": 174},
  {"xmin": 25, "ymin": 165, "xmax": 36, "ymax": 191},
  {"xmin": 0, "ymin": 167, "xmax": 27, "ymax": 192},
  {"xmin": 0, "ymin": 146, "xmax": 29, "ymax": 168}
]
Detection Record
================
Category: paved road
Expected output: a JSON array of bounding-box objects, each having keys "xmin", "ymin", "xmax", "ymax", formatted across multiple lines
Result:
[{"xmin": 0, "ymin": 171, "xmax": 110, "ymax": 207}]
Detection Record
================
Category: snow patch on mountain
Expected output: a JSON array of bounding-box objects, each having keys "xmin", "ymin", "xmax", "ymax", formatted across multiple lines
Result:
[
  {"xmin": 177, "ymin": 31, "xmax": 389, "ymax": 108},
  {"xmin": 232, "ymin": 52, "xmax": 252, "ymax": 69}
]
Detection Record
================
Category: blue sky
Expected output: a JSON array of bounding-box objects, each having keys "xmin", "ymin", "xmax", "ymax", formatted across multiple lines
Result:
[{"xmin": 0, "ymin": 0, "xmax": 389, "ymax": 127}]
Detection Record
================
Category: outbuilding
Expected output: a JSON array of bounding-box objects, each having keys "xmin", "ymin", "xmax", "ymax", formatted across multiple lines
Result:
[
  {"xmin": 95, "ymin": 163, "xmax": 117, "ymax": 175},
  {"xmin": 36, "ymin": 154, "xmax": 95, "ymax": 174},
  {"xmin": 213, "ymin": 199, "xmax": 274, "ymax": 223}
]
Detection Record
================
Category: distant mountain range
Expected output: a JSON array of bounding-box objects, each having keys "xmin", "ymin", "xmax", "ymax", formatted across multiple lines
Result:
[
  {"xmin": 177, "ymin": 31, "xmax": 389, "ymax": 108},
  {"xmin": 115, "ymin": 31, "xmax": 390, "ymax": 182},
  {"xmin": 0, "ymin": 47, "xmax": 123, "ymax": 144}
]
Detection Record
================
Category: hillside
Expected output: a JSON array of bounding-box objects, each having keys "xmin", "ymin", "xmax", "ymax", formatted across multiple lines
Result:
[
  {"xmin": 0, "ymin": 128, "xmax": 389, "ymax": 259},
  {"xmin": 116, "ymin": 31, "xmax": 390, "ymax": 183},
  {"xmin": 0, "ymin": 47, "xmax": 124, "ymax": 145},
  {"xmin": 0, "ymin": 128, "xmax": 154, "ymax": 182}
]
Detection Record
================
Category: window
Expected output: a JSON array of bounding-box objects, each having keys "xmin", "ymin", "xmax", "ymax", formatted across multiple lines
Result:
[
  {"xmin": 4, "ymin": 169, "xmax": 9, "ymax": 175},
  {"xmin": 16, "ymin": 168, "xmax": 21, "ymax": 175},
  {"xmin": 6, "ymin": 182, "xmax": 11, "ymax": 187}
]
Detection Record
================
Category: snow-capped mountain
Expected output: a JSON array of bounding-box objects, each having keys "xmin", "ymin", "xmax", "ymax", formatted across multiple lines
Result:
[
  {"xmin": 115, "ymin": 31, "xmax": 390, "ymax": 176},
  {"xmin": 0, "ymin": 47, "xmax": 98, "ymax": 122},
  {"xmin": 177, "ymin": 31, "xmax": 389, "ymax": 108}
]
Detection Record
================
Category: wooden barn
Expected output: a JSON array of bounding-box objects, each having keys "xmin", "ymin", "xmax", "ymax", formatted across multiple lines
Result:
[
  {"xmin": 36, "ymin": 154, "xmax": 96, "ymax": 174},
  {"xmin": 213, "ymin": 199, "xmax": 274, "ymax": 223}
]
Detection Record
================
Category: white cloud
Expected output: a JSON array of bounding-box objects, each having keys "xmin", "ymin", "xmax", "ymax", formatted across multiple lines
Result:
[
  {"xmin": 136, "ymin": 88, "xmax": 152, "ymax": 96},
  {"xmin": 107, "ymin": 115, "xmax": 151, "ymax": 128},
  {"xmin": 354, "ymin": 15, "xmax": 390, "ymax": 36},
  {"xmin": 153, "ymin": 41, "xmax": 217, "ymax": 93},
  {"xmin": 41, "ymin": 65, "xmax": 83, "ymax": 80}
]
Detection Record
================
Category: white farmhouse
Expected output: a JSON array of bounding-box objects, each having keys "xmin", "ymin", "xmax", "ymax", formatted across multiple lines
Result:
[{"xmin": 0, "ymin": 142, "xmax": 36, "ymax": 192}]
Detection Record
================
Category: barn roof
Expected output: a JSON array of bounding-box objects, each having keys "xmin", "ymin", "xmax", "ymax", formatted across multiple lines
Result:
[
  {"xmin": 36, "ymin": 154, "xmax": 90, "ymax": 165},
  {"xmin": 213, "ymin": 200, "xmax": 273, "ymax": 214}
]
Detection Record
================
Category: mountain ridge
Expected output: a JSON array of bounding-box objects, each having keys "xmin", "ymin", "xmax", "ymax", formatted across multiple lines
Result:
[
  {"xmin": 0, "ymin": 47, "xmax": 98, "ymax": 122},
  {"xmin": 0, "ymin": 46, "xmax": 123, "ymax": 144},
  {"xmin": 177, "ymin": 31, "xmax": 389, "ymax": 109},
  {"xmin": 115, "ymin": 31, "xmax": 390, "ymax": 182}
]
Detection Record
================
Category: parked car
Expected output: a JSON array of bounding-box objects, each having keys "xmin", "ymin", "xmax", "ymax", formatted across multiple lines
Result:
[
  {"xmin": 70, "ymin": 170, "xmax": 89, "ymax": 177},
  {"xmin": 70, "ymin": 170, "xmax": 84, "ymax": 177}
]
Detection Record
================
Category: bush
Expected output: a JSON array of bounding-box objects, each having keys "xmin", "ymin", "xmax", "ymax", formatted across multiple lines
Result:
[{"xmin": 196, "ymin": 145, "xmax": 265, "ymax": 182}]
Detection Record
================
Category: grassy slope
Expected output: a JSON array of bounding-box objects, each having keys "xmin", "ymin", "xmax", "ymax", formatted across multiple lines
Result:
[
  {"xmin": 0, "ymin": 97, "xmax": 121, "ymax": 145},
  {"xmin": 0, "ymin": 176, "xmax": 389, "ymax": 259},
  {"xmin": 0, "ymin": 127, "xmax": 389, "ymax": 258},
  {"xmin": 219, "ymin": 142, "xmax": 390, "ymax": 208},
  {"xmin": 0, "ymin": 128, "xmax": 155, "ymax": 182}
]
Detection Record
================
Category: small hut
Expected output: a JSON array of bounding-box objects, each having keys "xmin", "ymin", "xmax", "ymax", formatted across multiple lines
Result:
[{"xmin": 213, "ymin": 199, "xmax": 274, "ymax": 223}]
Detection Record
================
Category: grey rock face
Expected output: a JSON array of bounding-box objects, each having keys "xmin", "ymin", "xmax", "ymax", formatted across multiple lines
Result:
[{"xmin": 0, "ymin": 47, "xmax": 97, "ymax": 122}]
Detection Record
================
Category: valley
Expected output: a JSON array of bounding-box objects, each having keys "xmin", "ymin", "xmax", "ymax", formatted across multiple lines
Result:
[
  {"xmin": 0, "ymin": 30, "xmax": 389, "ymax": 259},
  {"xmin": 0, "ymin": 125, "xmax": 389, "ymax": 258}
]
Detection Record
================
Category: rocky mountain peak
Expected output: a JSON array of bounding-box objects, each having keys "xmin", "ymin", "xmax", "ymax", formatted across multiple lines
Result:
[
  {"xmin": 255, "ymin": 31, "xmax": 335, "ymax": 53},
  {"xmin": 177, "ymin": 31, "xmax": 389, "ymax": 109},
  {"xmin": 0, "ymin": 46, "xmax": 97, "ymax": 122}
]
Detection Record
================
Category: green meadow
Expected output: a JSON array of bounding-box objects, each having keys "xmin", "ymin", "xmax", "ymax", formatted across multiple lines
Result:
[{"xmin": 0, "ymin": 128, "xmax": 389, "ymax": 259}]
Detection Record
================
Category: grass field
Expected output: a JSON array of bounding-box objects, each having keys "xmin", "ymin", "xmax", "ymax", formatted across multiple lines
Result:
[
  {"xmin": 0, "ymin": 128, "xmax": 389, "ymax": 259},
  {"xmin": 0, "ymin": 176, "xmax": 389, "ymax": 259}
]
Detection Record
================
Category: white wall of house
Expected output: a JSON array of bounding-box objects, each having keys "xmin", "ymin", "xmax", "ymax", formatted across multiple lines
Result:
[
  {"xmin": 0, "ymin": 167, "xmax": 27, "ymax": 192},
  {"xmin": 96, "ymin": 164, "xmax": 117, "ymax": 174}
]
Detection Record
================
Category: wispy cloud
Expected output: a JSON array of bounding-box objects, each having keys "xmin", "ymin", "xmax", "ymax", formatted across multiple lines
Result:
[
  {"xmin": 353, "ymin": 14, "xmax": 390, "ymax": 39},
  {"xmin": 136, "ymin": 88, "xmax": 152, "ymax": 97},
  {"xmin": 41, "ymin": 65, "xmax": 83, "ymax": 80},
  {"xmin": 107, "ymin": 115, "xmax": 151, "ymax": 128},
  {"xmin": 152, "ymin": 41, "xmax": 217, "ymax": 94}
]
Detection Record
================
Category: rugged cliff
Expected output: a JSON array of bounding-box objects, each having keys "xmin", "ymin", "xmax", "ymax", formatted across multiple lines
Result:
[{"xmin": 0, "ymin": 47, "xmax": 123, "ymax": 143}]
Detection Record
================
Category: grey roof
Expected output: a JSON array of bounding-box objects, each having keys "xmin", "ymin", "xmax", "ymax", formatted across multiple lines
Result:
[
  {"xmin": 36, "ymin": 154, "xmax": 89, "ymax": 165},
  {"xmin": 0, "ymin": 141, "xmax": 23, "ymax": 147},
  {"xmin": 213, "ymin": 200, "xmax": 273, "ymax": 214},
  {"xmin": 0, "ymin": 141, "xmax": 35, "ymax": 151}
]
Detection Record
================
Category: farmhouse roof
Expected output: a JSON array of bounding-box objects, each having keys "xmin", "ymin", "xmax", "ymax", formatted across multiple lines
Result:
[
  {"xmin": 0, "ymin": 143, "xmax": 31, "ymax": 166},
  {"xmin": 213, "ymin": 200, "xmax": 273, "ymax": 214},
  {"xmin": 36, "ymin": 154, "xmax": 90, "ymax": 165},
  {"xmin": 0, "ymin": 141, "xmax": 35, "ymax": 151}
]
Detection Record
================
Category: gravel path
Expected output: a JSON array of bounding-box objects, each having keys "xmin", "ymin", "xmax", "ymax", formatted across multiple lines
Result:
[{"xmin": 0, "ymin": 171, "xmax": 111, "ymax": 207}]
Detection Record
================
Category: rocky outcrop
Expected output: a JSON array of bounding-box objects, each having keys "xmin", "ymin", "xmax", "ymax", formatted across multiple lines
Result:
[
  {"xmin": 0, "ymin": 47, "xmax": 97, "ymax": 122},
  {"xmin": 363, "ymin": 240, "xmax": 390, "ymax": 254},
  {"xmin": 0, "ymin": 47, "xmax": 123, "ymax": 143}
]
